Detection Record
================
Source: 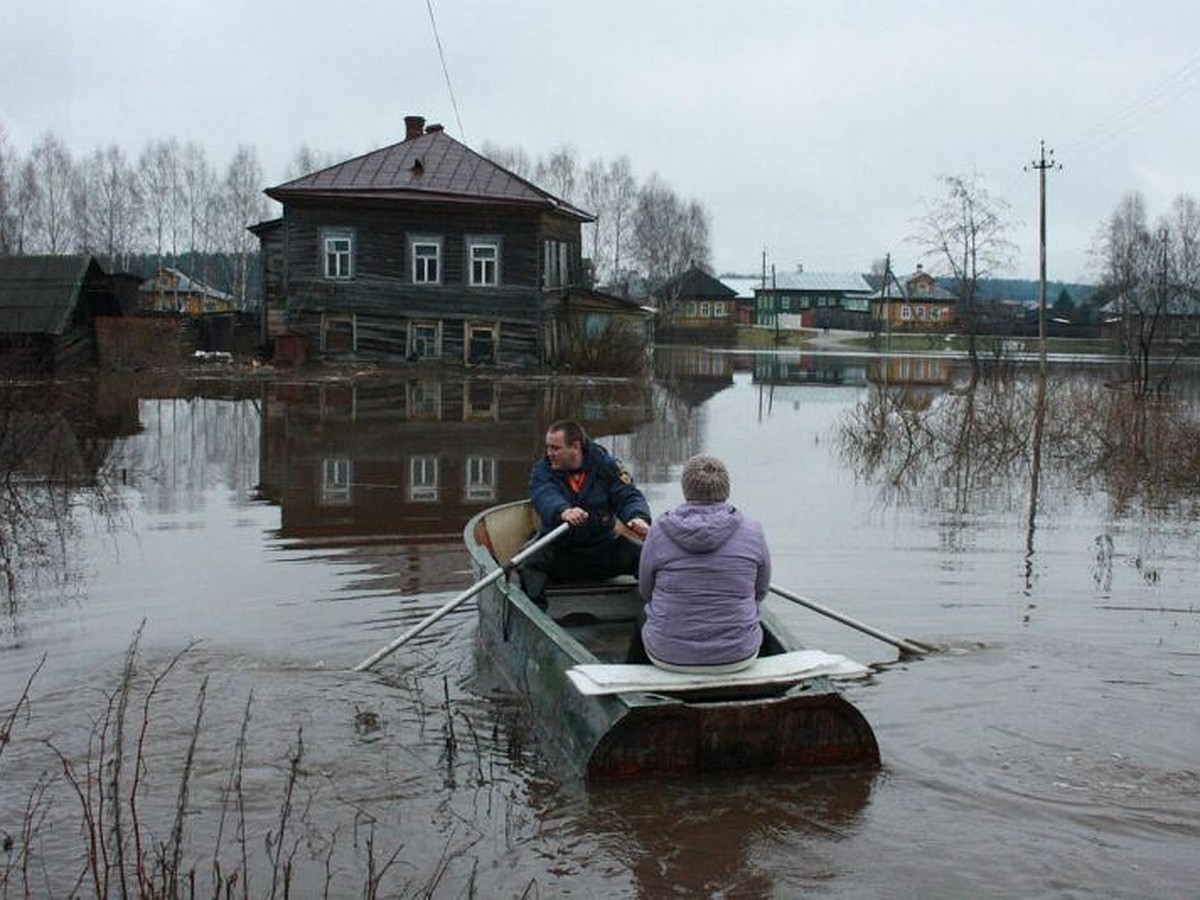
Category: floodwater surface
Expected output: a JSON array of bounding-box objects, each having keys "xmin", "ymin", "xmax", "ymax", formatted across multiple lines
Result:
[{"xmin": 1, "ymin": 352, "xmax": 1198, "ymax": 898}]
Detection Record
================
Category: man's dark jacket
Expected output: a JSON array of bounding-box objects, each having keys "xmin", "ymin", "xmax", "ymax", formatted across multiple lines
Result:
[{"xmin": 529, "ymin": 442, "xmax": 651, "ymax": 548}]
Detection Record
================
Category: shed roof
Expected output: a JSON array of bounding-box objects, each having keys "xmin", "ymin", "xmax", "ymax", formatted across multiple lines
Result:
[
  {"xmin": 266, "ymin": 128, "xmax": 593, "ymax": 222},
  {"xmin": 0, "ymin": 255, "xmax": 101, "ymax": 336}
]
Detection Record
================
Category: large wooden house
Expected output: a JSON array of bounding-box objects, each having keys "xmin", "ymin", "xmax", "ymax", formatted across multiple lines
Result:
[{"xmin": 253, "ymin": 114, "xmax": 651, "ymax": 369}]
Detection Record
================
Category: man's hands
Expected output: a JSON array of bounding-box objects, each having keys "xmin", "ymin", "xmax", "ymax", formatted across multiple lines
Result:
[
  {"xmin": 560, "ymin": 507, "xmax": 589, "ymax": 527},
  {"xmin": 559, "ymin": 508, "xmax": 649, "ymax": 540}
]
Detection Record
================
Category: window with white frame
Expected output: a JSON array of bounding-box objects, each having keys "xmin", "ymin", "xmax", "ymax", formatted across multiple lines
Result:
[
  {"xmin": 700, "ymin": 301, "xmax": 711, "ymax": 318},
  {"xmin": 411, "ymin": 237, "xmax": 441, "ymax": 284},
  {"xmin": 543, "ymin": 240, "xmax": 569, "ymax": 287},
  {"xmin": 464, "ymin": 456, "xmax": 496, "ymax": 502},
  {"xmin": 409, "ymin": 457, "xmax": 439, "ymax": 502},
  {"xmin": 320, "ymin": 457, "xmax": 352, "ymax": 505},
  {"xmin": 468, "ymin": 238, "xmax": 500, "ymax": 286},
  {"xmin": 323, "ymin": 231, "xmax": 353, "ymax": 279},
  {"xmin": 714, "ymin": 301, "xmax": 727, "ymax": 318}
]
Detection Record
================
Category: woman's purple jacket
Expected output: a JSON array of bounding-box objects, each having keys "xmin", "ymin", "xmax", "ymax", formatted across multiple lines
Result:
[{"xmin": 638, "ymin": 501, "xmax": 771, "ymax": 666}]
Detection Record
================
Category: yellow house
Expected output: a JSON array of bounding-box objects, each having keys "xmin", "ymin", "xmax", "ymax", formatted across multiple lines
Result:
[
  {"xmin": 140, "ymin": 268, "xmax": 238, "ymax": 315},
  {"xmin": 871, "ymin": 264, "xmax": 957, "ymax": 331}
]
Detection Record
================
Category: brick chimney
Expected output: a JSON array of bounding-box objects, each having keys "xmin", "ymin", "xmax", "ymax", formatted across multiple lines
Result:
[
  {"xmin": 425, "ymin": 123, "xmax": 444, "ymax": 134},
  {"xmin": 404, "ymin": 115, "xmax": 426, "ymax": 141}
]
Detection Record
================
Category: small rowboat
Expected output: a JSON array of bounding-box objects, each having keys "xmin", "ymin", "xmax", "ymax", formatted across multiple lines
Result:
[{"xmin": 464, "ymin": 500, "xmax": 880, "ymax": 779}]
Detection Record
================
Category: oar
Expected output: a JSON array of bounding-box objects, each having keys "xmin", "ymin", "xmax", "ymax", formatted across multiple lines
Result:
[
  {"xmin": 354, "ymin": 522, "xmax": 570, "ymax": 672},
  {"xmin": 769, "ymin": 584, "xmax": 934, "ymax": 658}
]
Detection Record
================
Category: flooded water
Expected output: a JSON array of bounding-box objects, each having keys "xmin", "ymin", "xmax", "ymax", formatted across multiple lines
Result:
[{"xmin": 2, "ymin": 351, "xmax": 1199, "ymax": 898}]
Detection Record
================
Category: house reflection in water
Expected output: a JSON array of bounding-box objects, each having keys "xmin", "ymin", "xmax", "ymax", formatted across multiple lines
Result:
[
  {"xmin": 256, "ymin": 377, "xmax": 653, "ymax": 595},
  {"xmin": 750, "ymin": 354, "xmax": 952, "ymax": 388},
  {"xmin": 868, "ymin": 355, "xmax": 953, "ymax": 386}
]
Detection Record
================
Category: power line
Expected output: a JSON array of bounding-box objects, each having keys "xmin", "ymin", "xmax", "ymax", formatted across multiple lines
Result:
[
  {"xmin": 1062, "ymin": 50, "xmax": 1200, "ymax": 162},
  {"xmin": 425, "ymin": 0, "xmax": 465, "ymax": 141}
]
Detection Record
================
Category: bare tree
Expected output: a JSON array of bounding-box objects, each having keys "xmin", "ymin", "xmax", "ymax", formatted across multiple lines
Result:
[
  {"xmin": 28, "ymin": 132, "xmax": 77, "ymax": 254},
  {"xmin": 534, "ymin": 145, "xmax": 578, "ymax": 203},
  {"xmin": 913, "ymin": 172, "xmax": 1016, "ymax": 372},
  {"xmin": 632, "ymin": 174, "xmax": 711, "ymax": 288},
  {"xmin": 180, "ymin": 142, "xmax": 219, "ymax": 284},
  {"xmin": 221, "ymin": 145, "xmax": 268, "ymax": 308},
  {"xmin": 11, "ymin": 157, "xmax": 39, "ymax": 255},
  {"xmin": 579, "ymin": 154, "xmax": 638, "ymax": 290},
  {"xmin": 0, "ymin": 123, "xmax": 14, "ymax": 254},
  {"xmin": 138, "ymin": 138, "xmax": 183, "ymax": 274},
  {"xmin": 76, "ymin": 145, "xmax": 141, "ymax": 270},
  {"xmin": 479, "ymin": 142, "xmax": 533, "ymax": 179},
  {"xmin": 285, "ymin": 145, "xmax": 343, "ymax": 180},
  {"xmin": 1096, "ymin": 192, "xmax": 1200, "ymax": 394}
]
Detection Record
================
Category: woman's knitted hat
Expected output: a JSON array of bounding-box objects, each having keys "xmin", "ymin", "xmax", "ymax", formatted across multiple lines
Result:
[{"xmin": 681, "ymin": 454, "xmax": 730, "ymax": 503}]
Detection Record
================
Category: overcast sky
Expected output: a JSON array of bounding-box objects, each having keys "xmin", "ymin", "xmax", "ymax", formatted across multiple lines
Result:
[{"xmin": 4, "ymin": 1, "xmax": 1199, "ymax": 283}]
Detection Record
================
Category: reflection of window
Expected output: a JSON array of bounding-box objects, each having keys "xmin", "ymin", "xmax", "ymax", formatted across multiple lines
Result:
[
  {"xmin": 410, "ymin": 457, "xmax": 439, "ymax": 501},
  {"xmin": 323, "ymin": 231, "xmax": 353, "ymax": 279},
  {"xmin": 407, "ymin": 380, "xmax": 441, "ymax": 420},
  {"xmin": 409, "ymin": 321, "xmax": 441, "ymax": 359},
  {"xmin": 465, "ymin": 379, "xmax": 498, "ymax": 420},
  {"xmin": 412, "ymin": 237, "xmax": 441, "ymax": 284},
  {"xmin": 468, "ymin": 238, "xmax": 500, "ymax": 286},
  {"xmin": 584, "ymin": 313, "xmax": 607, "ymax": 339},
  {"xmin": 464, "ymin": 456, "xmax": 496, "ymax": 502},
  {"xmin": 322, "ymin": 314, "xmax": 355, "ymax": 352},
  {"xmin": 321, "ymin": 457, "xmax": 352, "ymax": 505},
  {"xmin": 466, "ymin": 322, "xmax": 497, "ymax": 365}
]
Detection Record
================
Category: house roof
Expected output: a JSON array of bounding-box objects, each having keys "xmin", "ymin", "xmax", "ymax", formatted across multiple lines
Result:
[
  {"xmin": 718, "ymin": 275, "xmax": 765, "ymax": 299},
  {"xmin": 0, "ymin": 255, "xmax": 102, "ymax": 336},
  {"xmin": 765, "ymin": 271, "xmax": 873, "ymax": 293},
  {"xmin": 1100, "ymin": 293, "xmax": 1200, "ymax": 316},
  {"xmin": 265, "ymin": 128, "xmax": 594, "ymax": 222},
  {"xmin": 654, "ymin": 267, "xmax": 738, "ymax": 300}
]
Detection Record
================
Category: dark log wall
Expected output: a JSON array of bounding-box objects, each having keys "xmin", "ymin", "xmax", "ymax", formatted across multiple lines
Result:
[
  {"xmin": 273, "ymin": 199, "xmax": 583, "ymax": 367},
  {"xmin": 257, "ymin": 226, "xmax": 285, "ymax": 343}
]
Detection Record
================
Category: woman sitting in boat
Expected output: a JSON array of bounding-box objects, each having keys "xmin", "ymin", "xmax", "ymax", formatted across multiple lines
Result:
[
  {"xmin": 629, "ymin": 454, "xmax": 770, "ymax": 672},
  {"xmin": 521, "ymin": 419, "xmax": 652, "ymax": 610}
]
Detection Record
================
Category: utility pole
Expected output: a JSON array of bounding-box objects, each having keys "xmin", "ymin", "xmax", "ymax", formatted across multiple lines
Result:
[{"xmin": 1027, "ymin": 141, "xmax": 1061, "ymax": 365}]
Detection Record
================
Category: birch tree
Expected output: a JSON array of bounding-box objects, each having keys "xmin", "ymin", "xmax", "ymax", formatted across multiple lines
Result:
[
  {"xmin": 632, "ymin": 174, "xmax": 711, "ymax": 288},
  {"xmin": 0, "ymin": 124, "xmax": 13, "ymax": 254},
  {"xmin": 221, "ymin": 144, "xmax": 268, "ymax": 307},
  {"xmin": 28, "ymin": 132, "xmax": 76, "ymax": 253},
  {"xmin": 138, "ymin": 138, "xmax": 185, "ymax": 272}
]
